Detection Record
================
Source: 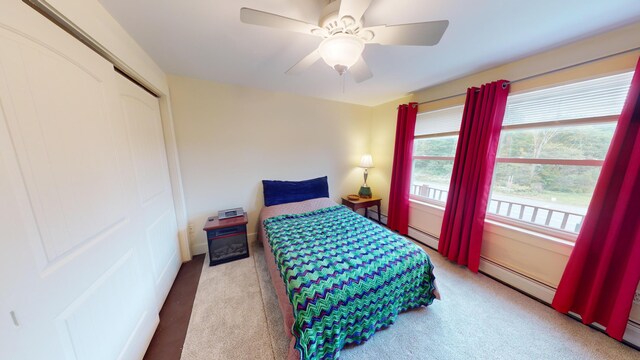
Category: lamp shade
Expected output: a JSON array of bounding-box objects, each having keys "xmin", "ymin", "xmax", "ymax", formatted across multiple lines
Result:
[
  {"xmin": 318, "ymin": 34, "xmax": 365, "ymax": 73},
  {"xmin": 359, "ymin": 154, "xmax": 374, "ymax": 168}
]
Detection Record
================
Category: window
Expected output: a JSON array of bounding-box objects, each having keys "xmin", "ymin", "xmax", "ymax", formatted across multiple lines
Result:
[
  {"xmin": 411, "ymin": 105, "xmax": 463, "ymax": 205},
  {"xmin": 410, "ymin": 72, "xmax": 633, "ymax": 239},
  {"xmin": 487, "ymin": 72, "xmax": 634, "ymax": 238}
]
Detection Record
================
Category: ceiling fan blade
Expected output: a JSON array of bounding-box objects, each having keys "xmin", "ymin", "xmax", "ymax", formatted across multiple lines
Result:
[
  {"xmin": 286, "ymin": 49, "xmax": 322, "ymax": 75},
  {"xmin": 338, "ymin": 0, "xmax": 374, "ymax": 23},
  {"xmin": 365, "ymin": 20, "xmax": 449, "ymax": 46},
  {"xmin": 240, "ymin": 8, "xmax": 322, "ymax": 36},
  {"xmin": 350, "ymin": 57, "xmax": 373, "ymax": 83}
]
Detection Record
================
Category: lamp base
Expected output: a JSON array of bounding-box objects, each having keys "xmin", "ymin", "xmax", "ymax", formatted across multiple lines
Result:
[{"xmin": 358, "ymin": 186, "xmax": 372, "ymax": 199}]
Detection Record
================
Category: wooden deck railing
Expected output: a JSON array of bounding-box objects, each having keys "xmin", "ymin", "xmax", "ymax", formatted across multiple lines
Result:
[
  {"xmin": 412, "ymin": 184, "xmax": 448, "ymax": 203},
  {"xmin": 411, "ymin": 184, "xmax": 585, "ymax": 233}
]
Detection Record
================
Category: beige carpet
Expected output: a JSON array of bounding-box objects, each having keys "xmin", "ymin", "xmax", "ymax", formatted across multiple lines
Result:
[{"xmin": 181, "ymin": 237, "xmax": 639, "ymax": 360}]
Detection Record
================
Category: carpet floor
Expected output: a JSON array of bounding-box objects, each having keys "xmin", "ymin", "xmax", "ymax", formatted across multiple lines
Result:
[{"xmin": 181, "ymin": 237, "xmax": 638, "ymax": 360}]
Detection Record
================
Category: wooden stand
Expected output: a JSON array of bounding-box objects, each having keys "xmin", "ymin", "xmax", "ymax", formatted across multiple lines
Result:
[{"xmin": 341, "ymin": 196, "xmax": 382, "ymax": 223}]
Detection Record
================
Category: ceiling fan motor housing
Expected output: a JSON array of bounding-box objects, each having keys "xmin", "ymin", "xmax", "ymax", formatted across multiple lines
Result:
[{"xmin": 320, "ymin": 0, "xmax": 362, "ymax": 36}]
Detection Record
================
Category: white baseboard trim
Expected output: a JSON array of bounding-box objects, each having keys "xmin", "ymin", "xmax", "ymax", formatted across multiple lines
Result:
[
  {"xmin": 364, "ymin": 208, "xmax": 440, "ymax": 250},
  {"xmin": 408, "ymin": 227, "xmax": 439, "ymax": 249},
  {"xmin": 364, "ymin": 211, "xmax": 442, "ymax": 250},
  {"xmin": 190, "ymin": 232, "xmax": 257, "ymax": 257},
  {"xmin": 478, "ymin": 258, "xmax": 556, "ymax": 305},
  {"xmin": 623, "ymin": 321, "xmax": 640, "ymax": 347},
  {"xmin": 191, "ymin": 242, "xmax": 208, "ymax": 256},
  {"xmin": 569, "ymin": 312, "xmax": 640, "ymax": 347}
]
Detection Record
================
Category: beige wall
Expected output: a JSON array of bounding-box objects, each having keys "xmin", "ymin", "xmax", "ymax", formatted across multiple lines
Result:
[{"xmin": 168, "ymin": 75, "xmax": 372, "ymax": 254}]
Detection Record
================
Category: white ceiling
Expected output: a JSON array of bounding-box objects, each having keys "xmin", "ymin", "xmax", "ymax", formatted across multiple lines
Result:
[{"xmin": 98, "ymin": 0, "xmax": 640, "ymax": 106}]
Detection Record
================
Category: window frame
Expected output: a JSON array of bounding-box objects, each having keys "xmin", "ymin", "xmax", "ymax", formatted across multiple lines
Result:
[
  {"xmin": 485, "ymin": 114, "xmax": 619, "ymax": 241},
  {"xmin": 410, "ymin": 114, "xmax": 619, "ymax": 240},
  {"xmin": 410, "ymin": 131, "xmax": 459, "ymax": 206}
]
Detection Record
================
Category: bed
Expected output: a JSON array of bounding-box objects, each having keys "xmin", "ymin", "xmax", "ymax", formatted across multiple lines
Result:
[{"xmin": 259, "ymin": 196, "xmax": 439, "ymax": 360}]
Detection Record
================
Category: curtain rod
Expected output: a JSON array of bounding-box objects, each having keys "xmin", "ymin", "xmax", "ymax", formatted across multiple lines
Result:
[{"xmin": 413, "ymin": 46, "xmax": 640, "ymax": 107}]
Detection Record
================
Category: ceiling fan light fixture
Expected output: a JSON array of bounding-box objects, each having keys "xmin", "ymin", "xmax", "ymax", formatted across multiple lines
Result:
[{"xmin": 318, "ymin": 34, "xmax": 365, "ymax": 75}]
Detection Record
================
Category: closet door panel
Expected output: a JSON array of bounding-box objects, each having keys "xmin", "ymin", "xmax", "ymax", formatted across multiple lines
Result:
[
  {"xmin": 116, "ymin": 75, "xmax": 180, "ymax": 309},
  {"xmin": 0, "ymin": 30, "xmax": 127, "ymax": 264},
  {"xmin": 56, "ymin": 249, "xmax": 153, "ymax": 360}
]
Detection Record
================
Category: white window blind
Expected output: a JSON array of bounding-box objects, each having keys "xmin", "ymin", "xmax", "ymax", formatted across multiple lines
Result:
[
  {"xmin": 415, "ymin": 105, "xmax": 464, "ymax": 136},
  {"xmin": 503, "ymin": 71, "xmax": 633, "ymax": 126}
]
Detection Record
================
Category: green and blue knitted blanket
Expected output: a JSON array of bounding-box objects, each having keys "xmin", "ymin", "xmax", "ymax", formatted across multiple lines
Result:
[{"xmin": 264, "ymin": 205, "xmax": 437, "ymax": 359}]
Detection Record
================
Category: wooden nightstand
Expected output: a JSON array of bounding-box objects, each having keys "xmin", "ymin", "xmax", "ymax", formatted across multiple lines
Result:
[
  {"xmin": 341, "ymin": 196, "xmax": 382, "ymax": 223},
  {"xmin": 203, "ymin": 213, "xmax": 249, "ymax": 266}
]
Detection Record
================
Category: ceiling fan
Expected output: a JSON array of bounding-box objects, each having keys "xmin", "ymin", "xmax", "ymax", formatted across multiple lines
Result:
[{"xmin": 240, "ymin": 0, "xmax": 449, "ymax": 83}]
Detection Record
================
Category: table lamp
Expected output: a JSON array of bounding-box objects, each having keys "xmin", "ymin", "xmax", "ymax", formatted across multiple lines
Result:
[{"xmin": 358, "ymin": 154, "xmax": 374, "ymax": 198}]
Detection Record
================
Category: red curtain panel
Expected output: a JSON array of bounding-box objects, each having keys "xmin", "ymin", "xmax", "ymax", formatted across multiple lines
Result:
[
  {"xmin": 387, "ymin": 102, "xmax": 418, "ymax": 235},
  {"xmin": 552, "ymin": 58, "xmax": 640, "ymax": 341},
  {"xmin": 438, "ymin": 80, "xmax": 510, "ymax": 272}
]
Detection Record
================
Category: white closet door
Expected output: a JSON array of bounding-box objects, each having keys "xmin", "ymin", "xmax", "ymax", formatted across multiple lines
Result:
[
  {"xmin": 115, "ymin": 74, "xmax": 180, "ymax": 311},
  {"xmin": 0, "ymin": 2, "xmax": 179, "ymax": 359}
]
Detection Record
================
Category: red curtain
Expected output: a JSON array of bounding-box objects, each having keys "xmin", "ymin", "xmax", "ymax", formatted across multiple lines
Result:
[
  {"xmin": 438, "ymin": 80, "xmax": 510, "ymax": 272},
  {"xmin": 552, "ymin": 58, "xmax": 640, "ymax": 341},
  {"xmin": 387, "ymin": 102, "xmax": 418, "ymax": 235}
]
